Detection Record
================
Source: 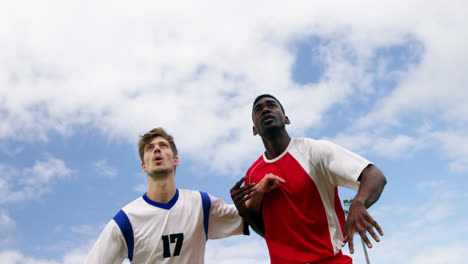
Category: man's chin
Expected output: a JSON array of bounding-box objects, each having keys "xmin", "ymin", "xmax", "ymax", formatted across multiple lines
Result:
[
  {"xmin": 260, "ymin": 125, "xmax": 283, "ymax": 137},
  {"xmin": 148, "ymin": 169, "xmax": 171, "ymax": 177},
  {"xmin": 262, "ymin": 123, "xmax": 284, "ymax": 133}
]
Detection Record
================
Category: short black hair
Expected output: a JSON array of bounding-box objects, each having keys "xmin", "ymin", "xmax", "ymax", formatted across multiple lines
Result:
[{"xmin": 253, "ymin": 94, "xmax": 285, "ymax": 114}]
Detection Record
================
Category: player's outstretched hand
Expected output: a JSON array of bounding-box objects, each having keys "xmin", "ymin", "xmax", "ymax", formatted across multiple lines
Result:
[
  {"xmin": 343, "ymin": 200, "xmax": 384, "ymax": 254},
  {"xmin": 255, "ymin": 173, "xmax": 285, "ymax": 194},
  {"xmin": 230, "ymin": 176, "xmax": 255, "ymax": 217}
]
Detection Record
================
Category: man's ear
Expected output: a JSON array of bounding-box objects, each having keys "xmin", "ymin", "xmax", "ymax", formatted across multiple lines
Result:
[
  {"xmin": 253, "ymin": 126, "xmax": 257, "ymax": 136},
  {"xmin": 141, "ymin": 162, "xmax": 146, "ymax": 173},
  {"xmin": 174, "ymin": 156, "xmax": 179, "ymax": 167},
  {"xmin": 285, "ymin": 116, "xmax": 291, "ymax": 125}
]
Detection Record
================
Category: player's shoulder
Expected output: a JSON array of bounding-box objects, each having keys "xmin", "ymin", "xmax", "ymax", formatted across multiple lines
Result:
[
  {"xmin": 177, "ymin": 188, "xmax": 208, "ymax": 201},
  {"xmin": 178, "ymin": 188, "xmax": 201, "ymax": 195},
  {"xmin": 291, "ymin": 136, "xmax": 325, "ymax": 144},
  {"xmin": 288, "ymin": 138, "xmax": 340, "ymax": 161},
  {"xmin": 179, "ymin": 188, "xmax": 220, "ymax": 202},
  {"xmin": 292, "ymin": 137, "xmax": 335, "ymax": 149},
  {"xmin": 289, "ymin": 137, "xmax": 319, "ymax": 151},
  {"xmin": 173, "ymin": 188, "xmax": 190, "ymax": 197},
  {"xmin": 120, "ymin": 195, "xmax": 147, "ymax": 213}
]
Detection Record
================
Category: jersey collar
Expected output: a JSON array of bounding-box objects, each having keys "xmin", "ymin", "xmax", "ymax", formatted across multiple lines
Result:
[
  {"xmin": 263, "ymin": 138, "xmax": 293, "ymax": 163},
  {"xmin": 142, "ymin": 189, "xmax": 179, "ymax": 210}
]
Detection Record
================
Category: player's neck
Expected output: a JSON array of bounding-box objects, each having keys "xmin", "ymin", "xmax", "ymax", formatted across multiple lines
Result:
[
  {"xmin": 146, "ymin": 172, "xmax": 177, "ymax": 204},
  {"xmin": 262, "ymin": 132, "xmax": 291, "ymax": 160}
]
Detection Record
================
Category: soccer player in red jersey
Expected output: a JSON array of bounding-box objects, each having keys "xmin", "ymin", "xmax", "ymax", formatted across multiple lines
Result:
[{"xmin": 231, "ymin": 94, "xmax": 386, "ymax": 264}]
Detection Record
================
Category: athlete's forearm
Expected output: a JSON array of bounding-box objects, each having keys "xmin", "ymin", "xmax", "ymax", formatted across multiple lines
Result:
[
  {"xmin": 241, "ymin": 173, "xmax": 285, "ymax": 237},
  {"xmin": 243, "ymin": 193, "xmax": 266, "ymax": 237},
  {"xmin": 245, "ymin": 191, "xmax": 264, "ymax": 212},
  {"xmin": 242, "ymin": 209, "xmax": 265, "ymax": 237},
  {"xmin": 354, "ymin": 164, "xmax": 387, "ymax": 208}
]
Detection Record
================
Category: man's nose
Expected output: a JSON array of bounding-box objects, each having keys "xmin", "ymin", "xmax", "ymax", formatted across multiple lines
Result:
[
  {"xmin": 153, "ymin": 145, "xmax": 161, "ymax": 153},
  {"xmin": 261, "ymin": 105, "xmax": 271, "ymax": 114}
]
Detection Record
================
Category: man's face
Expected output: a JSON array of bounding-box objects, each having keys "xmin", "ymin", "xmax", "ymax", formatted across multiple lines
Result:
[
  {"xmin": 141, "ymin": 136, "xmax": 179, "ymax": 176},
  {"xmin": 252, "ymin": 97, "xmax": 289, "ymax": 136}
]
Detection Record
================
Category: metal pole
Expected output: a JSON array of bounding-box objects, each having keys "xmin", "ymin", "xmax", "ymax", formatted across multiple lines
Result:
[{"xmin": 361, "ymin": 238, "xmax": 370, "ymax": 264}]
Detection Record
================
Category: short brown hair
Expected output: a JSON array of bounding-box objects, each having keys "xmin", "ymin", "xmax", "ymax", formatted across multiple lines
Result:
[{"xmin": 138, "ymin": 128, "xmax": 178, "ymax": 162}]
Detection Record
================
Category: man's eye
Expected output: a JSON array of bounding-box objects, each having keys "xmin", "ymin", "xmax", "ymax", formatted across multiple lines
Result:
[
  {"xmin": 146, "ymin": 146, "xmax": 153, "ymax": 151},
  {"xmin": 268, "ymin": 104, "xmax": 276, "ymax": 108}
]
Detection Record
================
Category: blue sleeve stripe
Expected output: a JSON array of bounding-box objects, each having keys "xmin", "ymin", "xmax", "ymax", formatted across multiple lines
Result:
[
  {"xmin": 113, "ymin": 210, "xmax": 134, "ymax": 261},
  {"xmin": 200, "ymin": 192, "xmax": 211, "ymax": 240}
]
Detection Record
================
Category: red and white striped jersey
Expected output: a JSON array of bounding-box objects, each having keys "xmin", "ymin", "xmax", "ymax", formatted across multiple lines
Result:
[{"xmin": 246, "ymin": 138, "xmax": 370, "ymax": 264}]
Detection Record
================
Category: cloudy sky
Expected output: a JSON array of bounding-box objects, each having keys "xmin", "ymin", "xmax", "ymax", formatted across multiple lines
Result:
[{"xmin": 1, "ymin": 0, "xmax": 467, "ymax": 263}]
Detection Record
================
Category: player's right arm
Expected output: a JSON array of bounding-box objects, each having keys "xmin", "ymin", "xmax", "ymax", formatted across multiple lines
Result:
[{"xmin": 84, "ymin": 220, "xmax": 127, "ymax": 264}]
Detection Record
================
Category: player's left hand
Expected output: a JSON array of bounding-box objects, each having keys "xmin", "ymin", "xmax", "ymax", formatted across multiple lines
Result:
[
  {"xmin": 255, "ymin": 173, "xmax": 285, "ymax": 194},
  {"xmin": 343, "ymin": 200, "xmax": 383, "ymax": 254}
]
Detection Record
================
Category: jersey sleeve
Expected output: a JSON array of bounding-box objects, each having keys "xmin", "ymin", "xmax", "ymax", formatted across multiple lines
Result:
[
  {"xmin": 84, "ymin": 220, "xmax": 127, "ymax": 264},
  {"xmin": 315, "ymin": 140, "xmax": 371, "ymax": 191},
  {"xmin": 206, "ymin": 194, "xmax": 249, "ymax": 239}
]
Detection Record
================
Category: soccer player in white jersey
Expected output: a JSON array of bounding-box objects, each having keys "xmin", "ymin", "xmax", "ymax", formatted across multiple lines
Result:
[
  {"xmin": 231, "ymin": 94, "xmax": 387, "ymax": 264},
  {"xmin": 85, "ymin": 127, "xmax": 250, "ymax": 264}
]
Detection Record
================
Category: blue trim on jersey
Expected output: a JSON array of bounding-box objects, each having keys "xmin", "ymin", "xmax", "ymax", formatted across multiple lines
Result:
[
  {"xmin": 142, "ymin": 189, "xmax": 179, "ymax": 210},
  {"xmin": 200, "ymin": 192, "xmax": 211, "ymax": 240},
  {"xmin": 113, "ymin": 210, "xmax": 134, "ymax": 261}
]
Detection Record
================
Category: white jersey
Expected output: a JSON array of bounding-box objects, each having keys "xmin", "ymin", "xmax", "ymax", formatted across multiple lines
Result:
[{"xmin": 85, "ymin": 189, "xmax": 248, "ymax": 264}]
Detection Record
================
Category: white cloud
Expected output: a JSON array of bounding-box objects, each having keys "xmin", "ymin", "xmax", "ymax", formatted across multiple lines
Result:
[
  {"xmin": 0, "ymin": 250, "xmax": 59, "ymax": 264},
  {"xmin": 93, "ymin": 160, "xmax": 118, "ymax": 179},
  {"xmin": 363, "ymin": 180, "xmax": 468, "ymax": 264},
  {"xmin": 433, "ymin": 131, "xmax": 468, "ymax": 173},
  {"xmin": 205, "ymin": 236, "xmax": 269, "ymax": 264},
  {"xmin": 61, "ymin": 247, "xmax": 91, "ymax": 264},
  {"xmin": 21, "ymin": 155, "xmax": 74, "ymax": 185},
  {"xmin": 396, "ymin": 181, "xmax": 460, "ymax": 228},
  {"xmin": 0, "ymin": 144, "xmax": 23, "ymax": 157},
  {"xmin": 342, "ymin": 1, "xmax": 468, "ymax": 170},
  {"xmin": 1, "ymin": 0, "xmax": 467, "ymax": 175},
  {"xmin": 409, "ymin": 244, "xmax": 468, "ymax": 264},
  {"xmin": 0, "ymin": 240, "xmax": 92, "ymax": 264},
  {"xmin": 0, "ymin": 209, "xmax": 15, "ymax": 233},
  {"xmin": 0, "ymin": 236, "xmax": 269, "ymax": 264},
  {"xmin": 2, "ymin": 2, "xmax": 468, "ymax": 264},
  {"xmin": 329, "ymin": 132, "xmax": 428, "ymax": 159},
  {"xmin": 0, "ymin": 155, "xmax": 75, "ymax": 204},
  {"xmin": 70, "ymin": 225, "xmax": 97, "ymax": 236}
]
